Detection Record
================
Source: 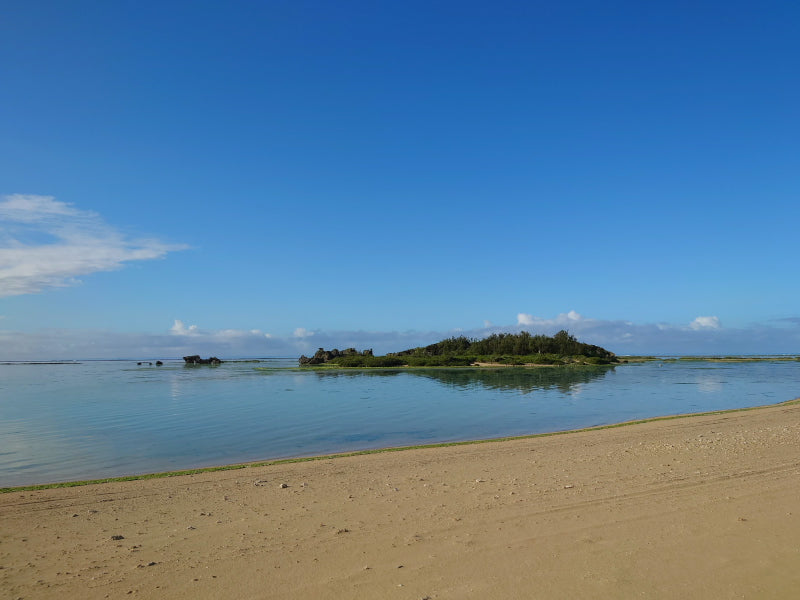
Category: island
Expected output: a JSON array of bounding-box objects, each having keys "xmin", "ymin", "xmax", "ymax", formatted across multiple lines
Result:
[
  {"xmin": 299, "ymin": 330, "xmax": 618, "ymax": 367},
  {"xmin": 183, "ymin": 355, "xmax": 224, "ymax": 365}
]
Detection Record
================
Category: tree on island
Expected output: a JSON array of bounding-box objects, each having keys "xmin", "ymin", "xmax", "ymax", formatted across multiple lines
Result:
[
  {"xmin": 300, "ymin": 331, "xmax": 617, "ymax": 367},
  {"xmin": 299, "ymin": 347, "xmax": 374, "ymax": 366}
]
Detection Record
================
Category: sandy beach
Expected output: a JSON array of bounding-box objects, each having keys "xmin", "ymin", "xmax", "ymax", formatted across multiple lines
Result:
[{"xmin": 3, "ymin": 400, "xmax": 800, "ymax": 599}]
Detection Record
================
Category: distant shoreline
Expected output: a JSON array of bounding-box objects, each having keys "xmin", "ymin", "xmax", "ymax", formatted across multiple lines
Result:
[
  {"xmin": 1, "ymin": 355, "xmax": 797, "ymax": 366},
  {"xmin": 0, "ymin": 361, "xmax": 84, "ymax": 365}
]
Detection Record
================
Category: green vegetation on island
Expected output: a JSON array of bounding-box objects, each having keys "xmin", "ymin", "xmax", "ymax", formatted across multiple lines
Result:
[{"xmin": 299, "ymin": 330, "xmax": 618, "ymax": 368}]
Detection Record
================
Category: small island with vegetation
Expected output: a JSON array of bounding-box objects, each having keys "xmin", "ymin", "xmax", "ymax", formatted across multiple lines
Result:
[{"xmin": 299, "ymin": 330, "xmax": 618, "ymax": 368}]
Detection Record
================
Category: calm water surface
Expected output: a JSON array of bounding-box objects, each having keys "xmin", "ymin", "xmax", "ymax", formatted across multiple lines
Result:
[{"xmin": 1, "ymin": 359, "xmax": 798, "ymax": 487}]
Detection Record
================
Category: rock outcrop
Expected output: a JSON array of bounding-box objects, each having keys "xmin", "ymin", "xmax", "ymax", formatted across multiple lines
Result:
[
  {"xmin": 183, "ymin": 355, "xmax": 223, "ymax": 365},
  {"xmin": 299, "ymin": 347, "xmax": 373, "ymax": 365}
]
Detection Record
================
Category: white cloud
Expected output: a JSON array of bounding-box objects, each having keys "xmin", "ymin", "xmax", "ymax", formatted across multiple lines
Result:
[
  {"xmin": 218, "ymin": 329, "xmax": 246, "ymax": 338},
  {"xmin": 689, "ymin": 316, "xmax": 721, "ymax": 330},
  {"xmin": 170, "ymin": 320, "xmax": 199, "ymax": 335},
  {"xmin": 0, "ymin": 194, "xmax": 188, "ymax": 297},
  {"xmin": 0, "ymin": 194, "xmax": 80, "ymax": 221},
  {"xmin": 518, "ymin": 310, "xmax": 584, "ymax": 328},
  {"xmin": 293, "ymin": 327, "xmax": 314, "ymax": 338},
  {"xmin": 172, "ymin": 320, "xmax": 276, "ymax": 343},
  {"xmin": 517, "ymin": 313, "xmax": 535, "ymax": 326}
]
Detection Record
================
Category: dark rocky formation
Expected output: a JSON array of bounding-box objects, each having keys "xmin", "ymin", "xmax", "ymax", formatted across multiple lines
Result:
[
  {"xmin": 183, "ymin": 355, "xmax": 223, "ymax": 365},
  {"xmin": 299, "ymin": 347, "xmax": 373, "ymax": 365}
]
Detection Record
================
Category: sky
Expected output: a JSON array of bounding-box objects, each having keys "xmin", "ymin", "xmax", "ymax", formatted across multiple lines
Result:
[{"xmin": 1, "ymin": 0, "xmax": 799, "ymax": 359}]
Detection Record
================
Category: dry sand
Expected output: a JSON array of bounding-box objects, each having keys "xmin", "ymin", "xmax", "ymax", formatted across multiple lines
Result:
[{"xmin": 3, "ymin": 400, "xmax": 800, "ymax": 599}]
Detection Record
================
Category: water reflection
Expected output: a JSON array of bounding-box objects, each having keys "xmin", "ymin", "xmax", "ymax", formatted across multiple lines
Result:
[
  {"xmin": 695, "ymin": 374, "xmax": 724, "ymax": 393},
  {"xmin": 311, "ymin": 365, "xmax": 615, "ymax": 394}
]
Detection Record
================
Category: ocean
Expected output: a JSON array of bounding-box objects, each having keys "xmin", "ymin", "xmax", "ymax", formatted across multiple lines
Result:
[{"xmin": 1, "ymin": 358, "xmax": 798, "ymax": 487}]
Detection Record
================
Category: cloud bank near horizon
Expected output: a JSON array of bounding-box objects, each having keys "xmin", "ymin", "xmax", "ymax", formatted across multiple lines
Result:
[
  {"xmin": 0, "ymin": 194, "xmax": 188, "ymax": 297},
  {"xmin": 1, "ymin": 312, "xmax": 798, "ymax": 361}
]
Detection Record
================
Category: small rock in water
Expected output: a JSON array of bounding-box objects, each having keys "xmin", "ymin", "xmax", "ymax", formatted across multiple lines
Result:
[
  {"xmin": 279, "ymin": 483, "xmax": 289, "ymax": 489},
  {"xmin": 111, "ymin": 535, "xmax": 125, "ymax": 540}
]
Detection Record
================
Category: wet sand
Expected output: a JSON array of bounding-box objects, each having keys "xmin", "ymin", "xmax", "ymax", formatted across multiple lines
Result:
[{"xmin": 3, "ymin": 400, "xmax": 800, "ymax": 599}]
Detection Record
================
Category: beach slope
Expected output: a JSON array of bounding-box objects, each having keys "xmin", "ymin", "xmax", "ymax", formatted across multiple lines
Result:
[{"xmin": 3, "ymin": 400, "xmax": 800, "ymax": 598}]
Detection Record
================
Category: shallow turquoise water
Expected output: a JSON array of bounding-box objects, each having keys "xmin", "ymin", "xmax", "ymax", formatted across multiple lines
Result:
[{"xmin": 1, "ymin": 359, "xmax": 798, "ymax": 487}]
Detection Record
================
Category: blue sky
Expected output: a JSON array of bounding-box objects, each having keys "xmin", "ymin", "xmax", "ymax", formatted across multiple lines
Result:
[{"xmin": 2, "ymin": 0, "xmax": 799, "ymax": 359}]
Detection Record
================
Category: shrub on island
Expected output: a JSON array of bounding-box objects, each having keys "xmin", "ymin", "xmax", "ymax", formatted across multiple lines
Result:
[{"xmin": 298, "ymin": 331, "xmax": 618, "ymax": 368}]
